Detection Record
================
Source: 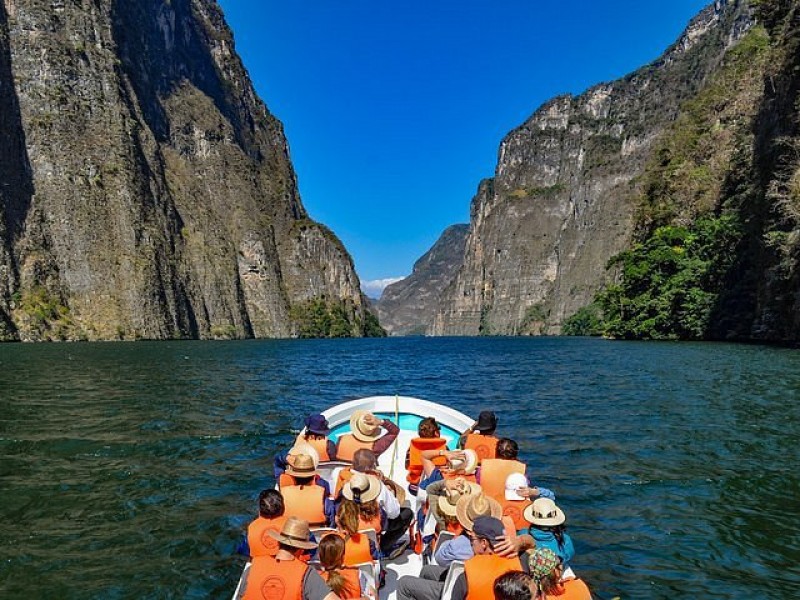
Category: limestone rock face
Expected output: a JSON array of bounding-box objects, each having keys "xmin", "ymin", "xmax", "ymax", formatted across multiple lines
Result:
[
  {"xmin": 0, "ymin": 0, "xmax": 368, "ymax": 340},
  {"xmin": 431, "ymin": 0, "xmax": 754, "ymax": 336},
  {"xmin": 376, "ymin": 224, "xmax": 468, "ymax": 336}
]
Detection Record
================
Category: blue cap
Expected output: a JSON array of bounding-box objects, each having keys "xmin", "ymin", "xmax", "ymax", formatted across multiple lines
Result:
[{"xmin": 304, "ymin": 414, "xmax": 330, "ymax": 435}]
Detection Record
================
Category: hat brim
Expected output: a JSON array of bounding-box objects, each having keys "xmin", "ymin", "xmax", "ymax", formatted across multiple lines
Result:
[
  {"xmin": 285, "ymin": 467, "xmax": 318, "ymax": 478},
  {"xmin": 438, "ymin": 495, "xmax": 460, "ymax": 517},
  {"xmin": 349, "ymin": 410, "xmax": 382, "ymax": 442},
  {"xmin": 307, "ymin": 427, "xmax": 331, "ymax": 436},
  {"xmin": 461, "ymin": 451, "xmax": 478, "ymax": 475},
  {"xmin": 522, "ymin": 503, "xmax": 566, "ymax": 527},
  {"xmin": 505, "ymin": 488, "xmax": 527, "ymax": 501},
  {"xmin": 266, "ymin": 529, "xmax": 318, "ymax": 550},
  {"xmin": 342, "ymin": 474, "xmax": 381, "ymax": 503},
  {"xmin": 455, "ymin": 494, "xmax": 502, "ymax": 531}
]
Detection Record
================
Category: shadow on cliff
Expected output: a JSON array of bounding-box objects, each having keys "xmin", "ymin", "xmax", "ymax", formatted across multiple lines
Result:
[
  {"xmin": 0, "ymin": 3, "xmax": 35, "ymax": 337},
  {"xmin": 110, "ymin": 0, "xmax": 262, "ymax": 160},
  {"xmin": 708, "ymin": 9, "xmax": 800, "ymax": 342}
]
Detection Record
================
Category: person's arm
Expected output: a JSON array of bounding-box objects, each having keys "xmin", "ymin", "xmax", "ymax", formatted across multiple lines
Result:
[
  {"xmin": 274, "ymin": 449, "xmax": 290, "ymax": 479},
  {"xmin": 235, "ymin": 533, "xmax": 251, "ymax": 558},
  {"xmin": 493, "ymin": 533, "xmax": 535, "ymax": 558},
  {"xmin": 371, "ymin": 419, "xmax": 399, "ymax": 456},
  {"xmin": 450, "ymin": 573, "xmax": 467, "ymax": 600},
  {"xmin": 324, "ymin": 497, "xmax": 336, "ymax": 527},
  {"xmin": 423, "ymin": 479, "xmax": 449, "ymax": 498},
  {"xmin": 379, "ymin": 482, "xmax": 400, "ymax": 519}
]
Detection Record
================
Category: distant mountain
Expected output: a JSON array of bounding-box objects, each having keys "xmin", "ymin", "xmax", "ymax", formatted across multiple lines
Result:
[
  {"xmin": 429, "ymin": 0, "xmax": 764, "ymax": 337},
  {"xmin": 376, "ymin": 225, "xmax": 468, "ymax": 335},
  {"xmin": 0, "ymin": 0, "xmax": 378, "ymax": 341}
]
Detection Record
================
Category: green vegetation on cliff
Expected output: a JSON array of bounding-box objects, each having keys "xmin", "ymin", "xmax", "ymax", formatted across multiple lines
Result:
[{"xmin": 290, "ymin": 297, "xmax": 386, "ymax": 338}]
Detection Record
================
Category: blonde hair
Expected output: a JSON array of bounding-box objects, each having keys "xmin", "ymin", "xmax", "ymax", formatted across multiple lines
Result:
[
  {"xmin": 318, "ymin": 535, "xmax": 355, "ymax": 597},
  {"xmin": 336, "ymin": 499, "xmax": 360, "ymax": 538}
]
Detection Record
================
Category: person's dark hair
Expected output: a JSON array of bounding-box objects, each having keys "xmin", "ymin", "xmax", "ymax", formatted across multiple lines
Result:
[
  {"xmin": 527, "ymin": 523, "xmax": 567, "ymax": 550},
  {"xmin": 353, "ymin": 448, "xmax": 378, "ymax": 473},
  {"xmin": 496, "ymin": 438, "xmax": 519, "ymax": 460},
  {"xmin": 494, "ymin": 571, "xmax": 532, "ymax": 600},
  {"xmin": 318, "ymin": 535, "xmax": 355, "ymax": 597},
  {"xmin": 358, "ymin": 499, "xmax": 380, "ymax": 522},
  {"xmin": 293, "ymin": 475, "xmax": 314, "ymax": 486},
  {"xmin": 258, "ymin": 489, "xmax": 285, "ymax": 519},
  {"xmin": 418, "ymin": 417, "xmax": 440, "ymax": 438}
]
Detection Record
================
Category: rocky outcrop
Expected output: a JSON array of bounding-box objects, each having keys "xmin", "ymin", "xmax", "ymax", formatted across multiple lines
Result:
[
  {"xmin": 431, "ymin": 0, "xmax": 754, "ymax": 336},
  {"xmin": 376, "ymin": 224, "xmax": 468, "ymax": 335},
  {"xmin": 0, "ymin": 0, "xmax": 371, "ymax": 341}
]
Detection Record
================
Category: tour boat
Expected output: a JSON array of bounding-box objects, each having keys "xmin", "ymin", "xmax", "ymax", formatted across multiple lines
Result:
[{"xmin": 233, "ymin": 395, "xmax": 474, "ymax": 600}]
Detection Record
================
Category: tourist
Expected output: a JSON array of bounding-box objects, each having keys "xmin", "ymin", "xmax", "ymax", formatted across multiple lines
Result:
[
  {"xmin": 281, "ymin": 453, "xmax": 335, "ymax": 527},
  {"xmin": 458, "ymin": 410, "xmax": 500, "ymax": 462},
  {"xmin": 238, "ymin": 488, "xmax": 287, "ymax": 558},
  {"xmin": 235, "ymin": 517, "xmax": 341, "ymax": 600},
  {"xmin": 502, "ymin": 472, "xmax": 555, "ymax": 534},
  {"xmin": 528, "ymin": 547, "xmax": 592, "ymax": 600},
  {"xmin": 317, "ymin": 534, "xmax": 364, "ymax": 599},
  {"xmin": 479, "ymin": 438, "xmax": 527, "ymax": 500},
  {"xmin": 274, "ymin": 414, "xmax": 336, "ymax": 478},
  {"xmin": 334, "ymin": 499, "xmax": 378, "ymax": 565},
  {"xmin": 335, "ymin": 411, "xmax": 400, "ymax": 462},
  {"xmin": 406, "ymin": 417, "xmax": 448, "ymax": 492},
  {"xmin": 523, "ymin": 498, "xmax": 574, "ymax": 569}
]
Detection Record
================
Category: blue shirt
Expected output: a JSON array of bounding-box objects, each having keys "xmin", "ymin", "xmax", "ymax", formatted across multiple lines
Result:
[
  {"xmin": 434, "ymin": 533, "xmax": 474, "ymax": 566},
  {"xmin": 530, "ymin": 528, "xmax": 575, "ymax": 567}
]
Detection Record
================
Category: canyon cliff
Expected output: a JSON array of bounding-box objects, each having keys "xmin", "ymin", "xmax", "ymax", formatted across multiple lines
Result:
[
  {"xmin": 0, "ymin": 0, "xmax": 376, "ymax": 341},
  {"xmin": 423, "ymin": 0, "xmax": 756, "ymax": 336}
]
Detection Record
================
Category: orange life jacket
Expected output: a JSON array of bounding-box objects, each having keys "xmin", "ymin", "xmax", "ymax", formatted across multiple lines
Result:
[
  {"xmin": 281, "ymin": 485, "xmax": 327, "ymax": 526},
  {"xmin": 242, "ymin": 555, "xmax": 307, "ymax": 600},
  {"xmin": 320, "ymin": 567, "xmax": 362, "ymax": 599},
  {"xmin": 406, "ymin": 437, "xmax": 448, "ymax": 485},
  {"xmin": 479, "ymin": 458, "xmax": 526, "ymax": 500},
  {"xmin": 303, "ymin": 436, "xmax": 331, "ymax": 461},
  {"xmin": 325, "ymin": 530, "xmax": 372, "ymax": 566},
  {"xmin": 334, "ymin": 467, "xmax": 353, "ymax": 497},
  {"xmin": 278, "ymin": 473, "xmax": 324, "ymax": 490},
  {"xmin": 247, "ymin": 515, "xmax": 289, "ymax": 558},
  {"xmin": 463, "ymin": 433, "xmax": 499, "ymax": 462},
  {"xmin": 546, "ymin": 578, "xmax": 593, "ymax": 600},
  {"xmin": 499, "ymin": 498, "xmax": 531, "ymax": 532},
  {"xmin": 336, "ymin": 434, "xmax": 374, "ymax": 462},
  {"xmin": 464, "ymin": 554, "xmax": 520, "ymax": 600}
]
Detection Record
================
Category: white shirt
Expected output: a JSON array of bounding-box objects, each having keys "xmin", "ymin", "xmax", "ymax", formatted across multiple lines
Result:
[{"xmin": 378, "ymin": 480, "xmax": 400, "ymax": 519}]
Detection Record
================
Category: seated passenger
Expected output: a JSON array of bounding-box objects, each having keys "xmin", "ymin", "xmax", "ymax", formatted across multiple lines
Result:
[
  {"xmin": 238, "ymin": 489, "xmax": 287, "ymax": 559},
  {"xmin": 501, "ymin": 473, "xmax": 555, "ymax": 534},
  {"xmin": 317, "ymin": 534, "xmax": 365, "ymax": 599},
  {"xmin": 528, "ymin": 547, "xmax": 592, "ymax": 600},
  {"xmin": 396, "ymin": 516, "xmax": 530, "ymax": 600},
  {"xmin": 338, "ymin": 451, "xmax": 414, "ymax": 559},
  {"xmin": 479, "ymin": 438, "xmax": 527, "ymax": 501},
  {"xmin": 234, "ymin": 517, "xmax": 340, "ymax": 600},
  {"xmin": 274, "ymin": 414, "xmax": 335, "ymax": 478},
  {"xmin": 419, "ymin": 448, "xmax": 478, "ymax": 491},
  {"xmin": 335, "ymin": 411, "xmax": 400, "ymax": 462},
  {"xmin": 494, "ymin": 571, "xmax": 534, "ymax": 600},
  {"xmin": 282, "ymin": 453, "xmax": 335, "ymax": 527},
  {"xmin": 277, "ymin": 443, "xmax": 331, "ymax": 495},
  {"xmin": 333, "ymin": 499, "xmax": 378, "ymax": 566},
  {"xmin": 405, "ymin": 417, "xmax": 448, "ymax": 492},
  {"xmin": 421, "ymin": 476, "xmax": 480, "ymax": 530},
  {"xmin": 523, "ymin": 498, "xmax": 575, "ymax": 570},
  {"xmin": 458, "ymin": 410, "xmax": 500, "ymax": 462}
]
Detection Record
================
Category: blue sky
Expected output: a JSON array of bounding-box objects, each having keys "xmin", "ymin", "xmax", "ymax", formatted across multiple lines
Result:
[{"xmin": 216, "ymin": 0, "xmax": 710, "ymax": 295}]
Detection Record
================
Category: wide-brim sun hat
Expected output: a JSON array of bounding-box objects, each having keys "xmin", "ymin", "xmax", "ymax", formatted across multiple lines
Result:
[
  {"xmin": 285, "ymin": 452, "xmax": 318, "ymax": 478},
  {"xmin": 304, "ymin": 413, "xmax": 331, "ymax": 436},
  {"xmin": 523, "ymin": 497, "xmax": 566, "ymax": 527},
  {"xmin": 342, "ymin": 471, "xmax": 381, "ymax": 503},
  {"xmin": 475, "ymin": 411, "xmax": 498, "ymax": 432},
  {"xmin": 455, "ymin": 492, "xmax": 502, "ymax": 531},
  {"xmin": 437, "ymin": 490, "xmax": 463, "ymax": 517},
  {"xmin": 267, "ymin": 516, "xmax": 318, "ymax": 550},
  {"xmin": 504, "ymin": 472, "xmax": 530, "ymax": 500},
  {"xmin": 459, "ymin": 449, "xmax": 478, "ymax": 475},
  {"xmin": 288, "ymin": 442, "xmax": 320, "ymax": 468},
  {"xmin": 349, "ymin": 410, "xmax": 382, "ymax": 442}
]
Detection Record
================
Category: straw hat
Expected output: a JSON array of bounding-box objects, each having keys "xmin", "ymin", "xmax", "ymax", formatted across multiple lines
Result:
[
  {"xmin": 289, "ymin": 442, "xmax": 320, "ymax": 468},
  {"xmin": 266, "ymin": 516, "xmax": 318, "ymax": 550},
  {"xmin": 285, "ymin": 453, "xmax": 318, "ymax": 478},
  {"xmin": 342, "ymin": 471, "xmax": 381, "ymax": 503},
  {"xmin": 455, "ymin": 492, "xmax": 502, "ymax": 531},
  {"xmin": 349, "ymin": 410, "xmax": 382, "ymax": 442},
  {"xmin": 437, "ymin": 490, "xmax": 463, "ymax": 517},
  {"xmin": 448, "ymin": 449, "xmax": 478, "ymax": 476},
  {"xmin": 504, "ymin": 472, "xmax": 530, "ymax": 500},
  {"xmin": 523, "ymin": 497, "xmax": 566, "ymax": 527}
]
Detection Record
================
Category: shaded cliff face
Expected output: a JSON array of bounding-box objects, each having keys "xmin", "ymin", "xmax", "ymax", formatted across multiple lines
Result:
[
  {"xmin": 432, "ymin": 0, "xmax": 754, "ymax": 336},
  {"xmin": 0, "ymin": 0, "xmax": 368, "ymax": 341},
  {"xmin": 376, "ymin": 224, "xmax": 468, "ymax": 336}
]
